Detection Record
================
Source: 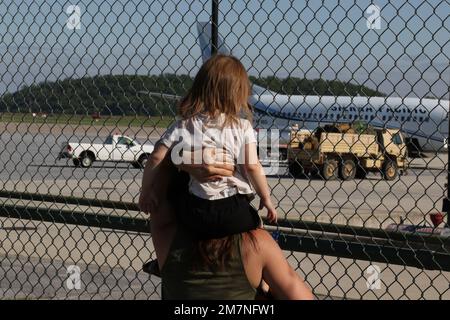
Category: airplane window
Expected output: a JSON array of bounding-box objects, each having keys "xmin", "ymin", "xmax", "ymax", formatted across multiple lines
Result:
[
  {"xmin": 419, "ymin": 117, "xmax": 423, "ymax": 121},
  {"xmin": 400, "ymin": 116, "xmax": 405, "ymax": 122},
  {"xmin": 364, "ymin": 115, "xmax": 368, "ymax": 120},
  {"xmin": 382, "ymin": 116, "xmax": 386, "ymax": 121}
]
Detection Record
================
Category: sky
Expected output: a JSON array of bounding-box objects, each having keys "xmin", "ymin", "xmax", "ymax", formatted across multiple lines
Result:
[{"xmin": 0, "ymin": 0, "xmax": 449, "ymax": 98}]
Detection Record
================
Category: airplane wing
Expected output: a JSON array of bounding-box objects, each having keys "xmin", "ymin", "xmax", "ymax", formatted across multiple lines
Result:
[{"xmin": 137, "ymin": 91, "xmax": 182, "ymax": 101}]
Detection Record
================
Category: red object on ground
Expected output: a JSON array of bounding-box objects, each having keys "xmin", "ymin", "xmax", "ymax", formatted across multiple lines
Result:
[
  {"xmin": 430, "ymin": 213, "xmax": 444, "ymax": 227},
  {"xmin": 92, "ymin": 112, "xmax": 100, "ymax": 119}
]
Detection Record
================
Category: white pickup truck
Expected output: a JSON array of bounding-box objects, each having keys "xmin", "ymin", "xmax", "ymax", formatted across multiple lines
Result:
[{"xmin": 58, "ymin": 134, "xmax": 154, "ymax": 168}]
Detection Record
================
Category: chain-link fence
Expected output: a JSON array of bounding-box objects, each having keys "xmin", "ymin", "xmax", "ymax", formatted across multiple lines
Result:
[{"xmin": 0, "ymin": 0, "xmax": 449, "ymax": 300}]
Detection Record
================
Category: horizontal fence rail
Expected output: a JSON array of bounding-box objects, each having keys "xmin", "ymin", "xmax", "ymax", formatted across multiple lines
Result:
[
  {"xmin": 2, "ymin": 192, "xmax": 450, "ymax": 272},
  {"xmin": 2, "ymin": 202, "xmax": 449, "ymax": 272}
]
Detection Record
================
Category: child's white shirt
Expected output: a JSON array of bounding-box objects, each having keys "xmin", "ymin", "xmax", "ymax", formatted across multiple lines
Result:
[{"xmin": 157, "ymin": 113, "xmax": 257, "ymax": 200}]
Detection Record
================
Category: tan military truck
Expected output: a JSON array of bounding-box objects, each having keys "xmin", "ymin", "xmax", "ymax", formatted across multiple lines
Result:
[{"xmin": 287, "ymin": 124, "xmax": 408, "ymax": 181}]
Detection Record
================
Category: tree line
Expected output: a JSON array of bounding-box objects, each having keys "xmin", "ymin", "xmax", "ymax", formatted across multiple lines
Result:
[{"xmin": 0, "ymin": 74, "xmax": 385, "ymax": 116}]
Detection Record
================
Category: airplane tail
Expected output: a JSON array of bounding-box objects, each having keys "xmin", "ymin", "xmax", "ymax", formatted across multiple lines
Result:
[
  {"xmin": 197, "ymin": 21, "xmax": 231, "ymax": 62},
  {"xmin": 196, "ymin": 21, "xmax": 273, "ymax": 96}
]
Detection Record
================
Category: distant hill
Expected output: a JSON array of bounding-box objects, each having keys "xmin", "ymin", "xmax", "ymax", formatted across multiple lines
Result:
[
  {"xmin": 250, "ymin": 76, "xmax": 385, "ymax": 97},
  {"xmin": 0, "ymin": 74, "xmax": 385, "ymax": 116}
]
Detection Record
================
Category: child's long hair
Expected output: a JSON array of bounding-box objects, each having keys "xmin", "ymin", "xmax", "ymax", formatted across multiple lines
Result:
[{"xmin": 178, "ymin": 54, "xmax": 253, "ymax": 126}]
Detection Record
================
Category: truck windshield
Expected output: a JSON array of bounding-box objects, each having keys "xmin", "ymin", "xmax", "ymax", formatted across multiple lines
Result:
[
  {"xmin": 104, "ymin": 136, "xmax": 113, "ymax": 144},
  {"xmin": 392, "ymin": 133, "xmax": 403, "ymax": 145},
  {"xmin": 117, "ymin": 136, "xmax": 134, "ymax": 146}
]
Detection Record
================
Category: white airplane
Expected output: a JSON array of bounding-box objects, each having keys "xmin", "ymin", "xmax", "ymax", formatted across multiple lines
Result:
[
  {"xmin": 197, "ymin": 22, "xmax": 449, "ymax": 155},
  {"xmin": 143, "ymin": 22, "xmax": 450, "ymax": 155}
]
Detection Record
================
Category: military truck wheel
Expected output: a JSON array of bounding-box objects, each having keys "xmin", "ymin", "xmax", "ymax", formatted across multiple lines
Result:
[
  {"xmin": 289, "ymin": 162, "xmax": 307, "ymax": 178},
  {"xmin": 382, "ymin": 160, "xmax": 398, "ymax": 181},
  {"xmin": 72, "ymin": 158, "xmax": 80, "ymax": 167},
  {"xmin": 339, "ymin": 159, "xmax": 356, "ymax": 180},
  {"xmin": 355, "ymin": 168, "xmax": 367, "ymax": 179},
  {"xmin": 322, "ymin": 159, "xmax": 338, "ymax": 180}
]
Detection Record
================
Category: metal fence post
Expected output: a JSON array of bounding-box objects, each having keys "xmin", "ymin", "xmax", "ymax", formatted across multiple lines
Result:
[
  {"xmin": 446, "ymin": 86, "xmax": 450, "ymax": 227},
  {"xmin": 211, "ymin": 0, "xmax": 219, "ymax": 55}
]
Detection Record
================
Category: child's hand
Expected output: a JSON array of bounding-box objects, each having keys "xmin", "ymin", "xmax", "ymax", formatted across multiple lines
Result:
[{"xmin": 259, "ymin": 197, "xmax": 278, "ymax": 223}]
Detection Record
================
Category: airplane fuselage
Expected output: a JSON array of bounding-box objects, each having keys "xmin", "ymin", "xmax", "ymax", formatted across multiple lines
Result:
[{"xmin": 250, "ymin": 94, "xmax": 449, "ymax": 152}]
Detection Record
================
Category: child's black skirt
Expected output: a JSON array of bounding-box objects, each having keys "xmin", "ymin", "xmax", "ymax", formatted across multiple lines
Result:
[{"xmin": 167, "ymin": 169, "xmax": 260, "ymax": 239}]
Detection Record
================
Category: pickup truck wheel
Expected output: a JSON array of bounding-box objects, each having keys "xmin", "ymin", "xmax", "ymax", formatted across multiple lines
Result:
[
  {"xmin": 322, "ymin": 159, "xmax": 338, "ymax": 180},
  {"xmin": 138, "ymin": 154, "xmax": 149, "ymax": 168},
  {"xmin": 72, "ymin": 158, "xmax": 80, "ymax": 167},
  {"xmin": 80, "ymin": 154, "xmax": 93, "ymax": 168},
  {"xmin": 132, "ymin": 162, "xmax": 141, "ymax": 169},
  {"xmin": 382, "ymin": 160, "xmax": 398, "ymax": 181},
  {"xmin": 339, "ymin": 159, "xmax": 356, "ymax": 180}
]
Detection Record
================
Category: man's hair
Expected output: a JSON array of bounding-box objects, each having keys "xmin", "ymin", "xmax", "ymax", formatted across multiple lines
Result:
[{"xmin": 178, "ymin": 54, "xmax": 253, "ymax": 127}]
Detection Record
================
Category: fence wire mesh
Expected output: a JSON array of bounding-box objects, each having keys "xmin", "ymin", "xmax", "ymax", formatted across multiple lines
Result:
[{"xmin": 0, "ymin": 0, "xmax": 449, "ymax": 300}]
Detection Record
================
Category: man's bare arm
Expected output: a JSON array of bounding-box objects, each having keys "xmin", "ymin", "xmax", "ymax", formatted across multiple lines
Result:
[{"xmin": 138, "ymin": 144, "xmax": 170, "ymax": 214}]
